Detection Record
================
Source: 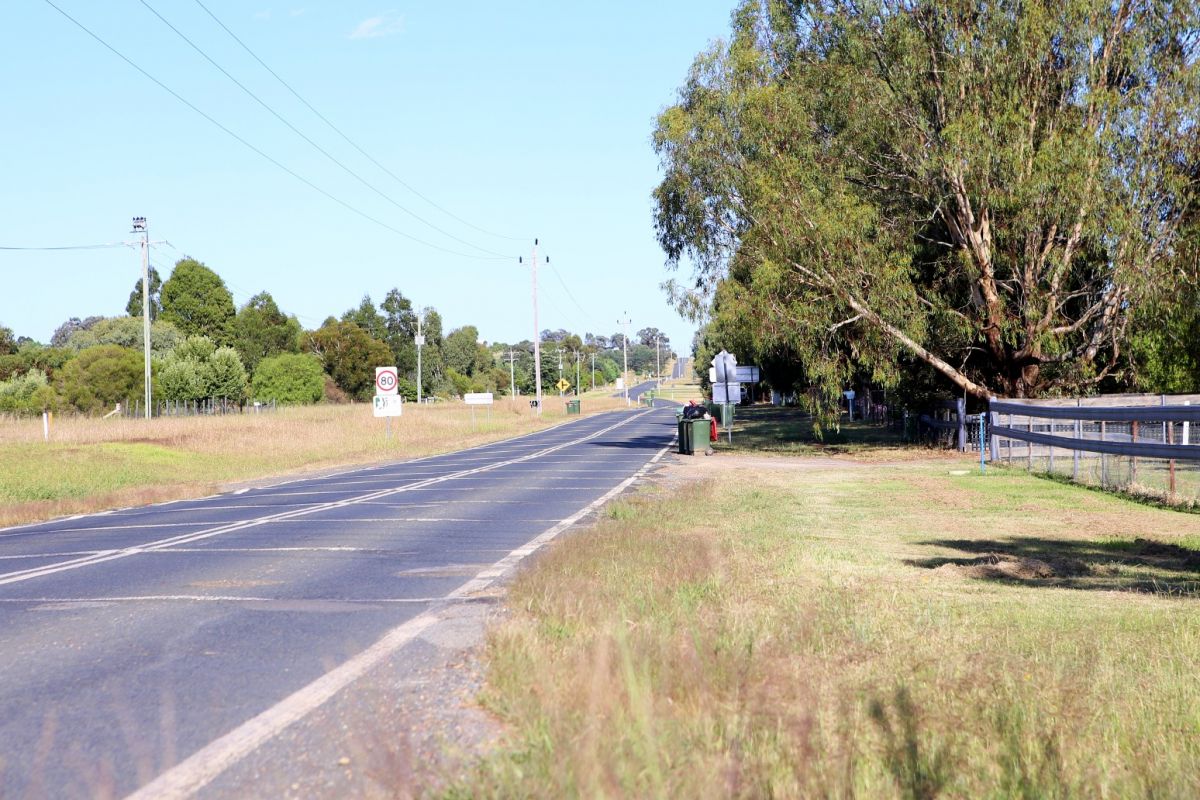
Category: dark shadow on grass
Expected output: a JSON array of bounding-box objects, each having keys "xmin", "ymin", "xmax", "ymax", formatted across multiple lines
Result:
[
  {"xmin": 727, "ymin": 405, "xmax": 914, "ymax": 454},
  {"xmin": 906, "ymin": 536, "xmax": 1200, "ymax": 595}
]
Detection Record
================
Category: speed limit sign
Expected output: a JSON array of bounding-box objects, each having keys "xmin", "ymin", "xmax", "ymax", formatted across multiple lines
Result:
[{"xmin": 375, "ymin": 366, "xmax": 399, "ymax": 396}]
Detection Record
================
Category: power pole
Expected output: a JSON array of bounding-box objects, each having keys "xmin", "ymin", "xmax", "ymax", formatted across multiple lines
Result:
[
  {"xmin": 618, "ymin": 312, "xmax": 631, "ymax": 406},
  {"xmin": 519, "ymin": 240, "xmax": 545, "ymax": 415},
  {"xmin": 655, "ymin": 335, "xmax": 661, "ymax": 384},
  {"xmin": 415, "ymin": 307, "xmax": 425, "ymax": 404},
  {"xmin": 557, "ymin": 346, "xmax": 564, "ymax": 397},
  {"xmin": 590, "ymin": 352, "xmax": 596, "ymax": 391},
  {"xmin": 575, "ymin": 350, "xmax": 581, "ymax": 396},
  {"xmin": 508, "ymin": 348, "xmax": 516, "ymax": 402},
  {"xmin": 131, "ymin": 217, "xmax": 152, "ymax": 419}
]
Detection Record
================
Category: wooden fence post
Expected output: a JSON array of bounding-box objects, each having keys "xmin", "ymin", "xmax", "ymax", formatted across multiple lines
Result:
[
  {"xmin": 1168, "ymin": 417, "xmax": 1176, "ymax": 503},
  {"xmin": 1048, "ymin": 416, "xmax": 1055, "ymax": 475},
  {"xmin": 1130, "ymin": 420, "xmax": 1139, "ymax": 488},
  {"xmin": 1100, "ymin": 420, "xmax": 1107, "ymax": 487},
  {"xmin": 1075, "ymin": 412, "xmax": 1084, "ymax": 482},
  {"xmin": 956, "ymin": 397, "xmax": 966, "ymax": 452},
  {"xmin": 1027, "ymin": 416, "xmax": 1033, "ymax": 472},
  {"xmin": 988, "ymin": 406, "xmax": 998, "ymax": 464}
]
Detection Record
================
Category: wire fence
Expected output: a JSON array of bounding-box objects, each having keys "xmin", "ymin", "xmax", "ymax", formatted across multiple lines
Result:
[
  {"xmin": 118, "ymin": 397, "xmax": 278, "ymax": 418},
  {"xmin": 989, "ymin": 394, "xmax": 1200, "ymax": 506}
]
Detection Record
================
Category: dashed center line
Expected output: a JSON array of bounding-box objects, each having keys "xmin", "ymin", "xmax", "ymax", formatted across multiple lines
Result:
[{"xmin": 0, "ymin": 410, "xmax": 654, "ymax": 588}]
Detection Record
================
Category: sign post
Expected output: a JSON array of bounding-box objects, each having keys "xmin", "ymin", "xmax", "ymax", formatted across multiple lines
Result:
[
  {"xmin": 464, "ymin": 392, "xmax": 494, "ymax": 428},
  {"xmin": 375, "ymin": 366, "xmax": 400, "ymax": 438},
  {"xmin": 712, "ymin": 350, "xmax": 738, "ymax": 444}
]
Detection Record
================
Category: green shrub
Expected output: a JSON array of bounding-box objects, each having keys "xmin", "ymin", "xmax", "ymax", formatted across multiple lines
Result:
[
  {"xmin": 251, "ymin": 353, "xmax": 324, "ymax": 405},
  {"xmin": 156, "ymin": 337, "xmax": 248, "ymax": 402},
  {"xmin": 57, "ymin": 345, "xmax": 143, "ymax": 413},
  {"xmin": 205, "ymin": 346, "xmax": 249, "ymax": 402},
  {"xmin": 0, "ymin": 369, "xmax": 58, "ymax": 414}
]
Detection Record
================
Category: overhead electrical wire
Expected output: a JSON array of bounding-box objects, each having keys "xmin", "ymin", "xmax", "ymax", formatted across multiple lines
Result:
[
  {"xmin": 543, "ymin": 253, "xmax": 602, "ymax": 328},
  {"xmin": 190, "ymin": 0, "xmax": 525, "ymax": 244},
  {"xmin": 39, "ymin": 0, "xmax": 506, "ymax": 262},
  {"xmin": 0, "ymin": 242, "xmax": 130, "ymax": 251},
  {"xmin": 138, "ymin": 0, "xmax": 511, "ymax": 259}
]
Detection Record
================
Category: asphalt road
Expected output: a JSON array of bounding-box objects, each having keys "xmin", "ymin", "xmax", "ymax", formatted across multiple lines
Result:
[
  {"xmin": 617, "ymin": 379, "xmax": 660, "ymax": 401},
  {"xmin": 0, "ymin": 405, "xmax": 677, "ymax": 799}
]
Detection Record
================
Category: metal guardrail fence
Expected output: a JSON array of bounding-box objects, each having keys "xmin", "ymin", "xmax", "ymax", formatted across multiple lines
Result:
[{"xmin": 987, "ymin": 395, "xmax": 1200, "ymax": 504}]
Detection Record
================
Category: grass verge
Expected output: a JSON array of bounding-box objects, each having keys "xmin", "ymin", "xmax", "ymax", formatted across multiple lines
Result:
[
  {"xmin": 0, "ymin": 398, "xmax": 628, "ymax": 527},
  {"xmin": 441, "ymin": 430, "xmax": 1200, "ymax": 797}
]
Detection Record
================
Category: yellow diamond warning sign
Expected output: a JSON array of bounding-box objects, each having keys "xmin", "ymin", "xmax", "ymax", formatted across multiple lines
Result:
[{"xmin": 556, "ymin": 378, "xmax": 571, "ymax": 392}]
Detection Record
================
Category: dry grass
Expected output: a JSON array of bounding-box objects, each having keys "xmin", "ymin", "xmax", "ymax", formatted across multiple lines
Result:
[
  {"xmin": 440, "ymin": 448, "xmax": 1200, "ymax": 798},
  {"xmin": 654, "ymin": 376, "xmax": 705, "ymax": 404},
  {"xmin": 0, "ymin": 397, "xmax": 629, "ymax": 527}
]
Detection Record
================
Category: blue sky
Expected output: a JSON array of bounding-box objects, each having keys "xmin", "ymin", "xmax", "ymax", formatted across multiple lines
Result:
[{"xmin": 1, "ymin": 1, "xmax": 735, "ymax": 352}]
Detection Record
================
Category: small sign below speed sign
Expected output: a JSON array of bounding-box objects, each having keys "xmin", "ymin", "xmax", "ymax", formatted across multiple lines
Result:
[{"xmin": 375, "ymin": 366, "xmax": 399, "ymax": 396}]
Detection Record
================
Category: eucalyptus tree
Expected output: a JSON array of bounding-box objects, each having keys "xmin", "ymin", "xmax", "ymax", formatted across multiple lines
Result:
[{"xmin": 655, "ymin": 0, "xmax": 1200, "ymax": 406}]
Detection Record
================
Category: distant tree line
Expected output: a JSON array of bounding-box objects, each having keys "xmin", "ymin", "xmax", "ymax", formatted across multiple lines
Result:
[{"xmin": 0, "ymin": 257, "xmax": 677, "ymax": 415}]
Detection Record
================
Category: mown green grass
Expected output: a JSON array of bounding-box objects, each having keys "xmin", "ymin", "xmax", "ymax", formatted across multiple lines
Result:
[
  {"xmin": 0, "ymin": 442, "xmax": 215, "ymax": 502},
  {"xmin": 439, "ymin": 424, "xmax": 1200, "ymax": 798}
]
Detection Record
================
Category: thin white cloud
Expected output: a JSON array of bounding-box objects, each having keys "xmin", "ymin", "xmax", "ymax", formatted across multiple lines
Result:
[
  {"xmin": 349, "ymin": 11, "xmax": 404, "ymax": 39},
  {"xmin": 254, "ymin": 9, "xmax": 272, "ymax": 20}
]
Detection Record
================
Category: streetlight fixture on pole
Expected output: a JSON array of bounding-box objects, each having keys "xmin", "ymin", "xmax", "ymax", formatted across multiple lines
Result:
[
  {"xmin": 131, "ymin": 217, "xmax": 151, "ymax": 419},
  {"xmin": 618, "ymin": 312, "xmax": 631, "ymax": 406}
]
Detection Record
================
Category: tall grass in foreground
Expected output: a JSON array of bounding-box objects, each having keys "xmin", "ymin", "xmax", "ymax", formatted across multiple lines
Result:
[
  {"xmin": 0, "ymin": 398, "xmax": 628, "ymax": 526},
  {"xmin": 441, "ymin": 461, "xmax": 1200, "ymax": 798}
]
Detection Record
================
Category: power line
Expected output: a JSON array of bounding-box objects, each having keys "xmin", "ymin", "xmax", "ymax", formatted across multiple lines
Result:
[
  {"xmin": 138, "ymin": 0, "xmax": 511, "ymax": 259},
  {"xmin": 191, "ymin": 0, "xmax": 525, "ymax": 244},
  {"xmin": 543, "ymin": 256, "xmax": 601, "ymax": 326},
  {"xmin": 39, "ymin": 0, "xmax": 507, "ymax": 262},
  {"xmin": 0, "ymin": 243, "xmax": 130, "ymax": 251}
]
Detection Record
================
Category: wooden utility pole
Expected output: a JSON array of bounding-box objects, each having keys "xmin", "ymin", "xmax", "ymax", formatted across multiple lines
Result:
[{"xmin": 520, "ymin": 241, "xmax": 544, "ymax": 415}]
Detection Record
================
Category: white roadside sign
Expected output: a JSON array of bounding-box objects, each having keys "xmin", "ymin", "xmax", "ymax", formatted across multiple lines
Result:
[
  {"xmin": 464, "ymin": 392, "xmax": 494, "ymax": 405},
  {"xmin": 736, "ymin": 365, "xmax": 760, "ymax": 383},
  {"xmin": 374, "ymin": 366, "xmax": 399, "ymax": 396},
  {"xmin": 373, "ymin": 395, "xmax": 403, "ymax": 417},
  {"xmin": 713, "ymin": 384, "xmax": 740, "ymax": 404}
]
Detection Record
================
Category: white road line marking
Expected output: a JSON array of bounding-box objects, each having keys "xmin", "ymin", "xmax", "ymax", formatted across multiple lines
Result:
[
  {"xmin": 1, "ymin": 595, "xmax": 456, "ymax": 604},
  {"xmin": 0, "ymin": 551, "xmax": 106, "ymax": 560},
  {"xmin": 0, "ymin": 413, "xmax": 608, "ymax": 536},
  {"xmin": 140, "ymin": 547, "xmax": 415, "ymax": 554},
  {"xmin": 123, "ymin": 441, "xmax": 672, "ymax": 800},
  {"xmin": 249, "ymin": 517, "xmax": 565, "ymax": 524},
  {"xmin": 0, "ymin": 410, "xmax": 656, "ymax": 587},
  {"xmin": 0, "ymin": 547, "xmax": 407, "ymax": 558},
  {"xmin": 27, "ymin": 522, "xmax": 217, "ymax": 533}
]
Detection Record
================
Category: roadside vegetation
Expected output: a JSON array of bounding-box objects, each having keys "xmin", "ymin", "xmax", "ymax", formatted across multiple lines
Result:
[
  {"xmin": 443, "ymin": 412, "xmax": 1200, "ymax": 798},
  {"xmin": 0, "ymin": 258, "xmax": 676, "ymax": 418},
  {"xmin": 0, "ymin": 397, "xmax": 629, "ymax": 528}
]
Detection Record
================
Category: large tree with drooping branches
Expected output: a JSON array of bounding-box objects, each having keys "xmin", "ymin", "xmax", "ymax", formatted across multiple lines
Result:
[{"xmin": 654, "ymin": 0, "xmax": 1200, "ymax": 406}]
